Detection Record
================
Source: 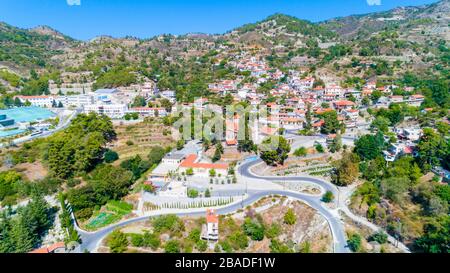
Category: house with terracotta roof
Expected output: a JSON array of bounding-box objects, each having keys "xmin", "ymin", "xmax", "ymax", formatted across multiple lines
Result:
[
  {"xmin": 15, "ymin": 95, "xmax": 56, "ymax": 108},
  {"xmin": 179, "ymin": 154, "xmax": 229, "ymax": 177},
  {"xmin": 333, "ymin": 100, "xmax": 356, "ymax": 112},
  {"xmin": 342, "ymin": 109, "xmax": 359, "ymax": 120},
  {"xmin": 29, "ymin": 242, "xmax": 66, "ymax": 254},
  {"xmin": 202, "ymin": 209, "xmax": 219, "ymax": 241}
]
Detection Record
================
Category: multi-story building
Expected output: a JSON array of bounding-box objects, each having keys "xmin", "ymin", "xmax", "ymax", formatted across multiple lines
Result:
[
  {"xmin": 129, "ymin": 107, "xmax": 167, "ymax": 117},
  {"xmin": 15, "ymin": 95, "xmax": 55, "ymax": 108},
  {"xmin": 83, "ymin": 103, "xmax": 128, "ymax": 119}
]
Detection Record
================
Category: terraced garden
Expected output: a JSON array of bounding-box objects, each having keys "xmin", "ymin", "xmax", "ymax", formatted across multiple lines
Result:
[
  {"xmin": 84, "ymin": 201, "xmax": 134, "ymax": 231},
  {"xmin": 112, "ymin": 118, "xmax": 174, "ymax": 162}
]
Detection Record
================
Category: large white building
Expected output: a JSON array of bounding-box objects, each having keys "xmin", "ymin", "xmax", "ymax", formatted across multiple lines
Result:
[
  {"xmin": 55, "ymin": 94, "xmax": 94, "ymax": 108},
  {"xmin": 15, "ymin": 95, "xmax": 55, "ymax": 108},
  {"xmin": 83, "ymin": 103, "xmax": 128, "ymax": 119}
]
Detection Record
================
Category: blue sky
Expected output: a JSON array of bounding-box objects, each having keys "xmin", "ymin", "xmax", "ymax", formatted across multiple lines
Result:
[{"xmin": 0, "ymin": 0, "xmax": 439, "ymax": 40}]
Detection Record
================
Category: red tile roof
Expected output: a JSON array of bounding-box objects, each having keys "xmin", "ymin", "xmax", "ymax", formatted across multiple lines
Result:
[
  {"xmin": 29, "ymin": 242, "xmax": 65, "ymax": 254},
  {"xmin": 334, "ymin": 100, "xmax": 355, "ymax": 107},
  {"xmin": 180, "ymin": 154, "xmax": 228, "ymax": 170},
  {"xmin": 206, "ymin": 209, "xmax": 218, "ymax": 223}
]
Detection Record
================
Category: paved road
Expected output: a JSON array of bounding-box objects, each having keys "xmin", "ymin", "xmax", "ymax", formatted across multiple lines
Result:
[
  {"xmin": 75, "ymin": 158, "xmax": 350, "ymax": 253},
  {"xmin": 2, "ymin": 108, "xmax": 81, "ymax": 148},
  {"xmin": 238, "ymin": 159, "xmax": 349, "ymax": 253},
  {"xmin": 75, "ymin": 189, "xmax": 349, "ymax": 253}
]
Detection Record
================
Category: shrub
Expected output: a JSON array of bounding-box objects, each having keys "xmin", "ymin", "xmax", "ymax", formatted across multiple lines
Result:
[
  {"xmin": 368, "ymin": 231, "xmax": 388, "ymax": 244},
  {"xmin": 142, "ymin": 232, "xmax": 161, "ymax": 250},
  {"xmin": 130, "ymin": 234, "xmax": 144, "ymax": 247},
  {"xmin": 164, "ymin": 240, "xmax": 181, "ymax": 253},
  {"xmin": 187, "ymin": 189, "xmax": 199, "ymax": 198},
  {"xmin": 284, "ymin": 208, "xmax": 297, "ymax": 225},
  {"xmin": 242, "ymin": 218, "xmax": 265, "ymax": 241},
  {"xmin": 265, "ymin": 223, "xmax": 281, "ymax": 239},
  {"xmin": 196, "ymin": 240, "xmax": 208, "ymax": 252},
  {"xmin": 104, "ymin": 150, "xmax": 119, "ymax": 163},
  {"xmin": 107, "ymin": 230, "xmax": 128, "ymax": 253},
  {"xmin": 315, "ymin": 144, "xmax": 325, "ymax": 153},
  {"xmin": 322, "ymin": 191, "xmax": 334, "ymax": 203},
  {"xmin": 294, "ymin": 147, "xmax": 307, "ymax": 157},
  {"xmin": 347, "ymin": 233, "xmax": 362, "ymax": 252}
]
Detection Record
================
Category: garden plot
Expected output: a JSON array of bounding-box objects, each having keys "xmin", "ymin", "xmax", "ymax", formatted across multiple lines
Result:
[{"xmin": 84, "ymin": 201, "xmax": 134, "ymax": 231}]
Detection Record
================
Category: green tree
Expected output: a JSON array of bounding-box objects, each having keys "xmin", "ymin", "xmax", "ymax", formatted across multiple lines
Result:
[
  {"xmin": 332, "ymin": 152, "xmax": 360, "ymax": 186},
  {"xmin": 347, "ymin": 233, "xmax": 362, "ymax": 252},
  {"xmin": 416, "ymin": 128, "xmax": 449, "ymax": 170},
  {"xmin": 371, "ymin": 116, "xmax": 390, "ymax": 133},
  {"xmin": 187, "ymin": 189, "xmax": 199, "ymax": 198},
  {"xmin": 164, "ymin": 240, "xmax": 181, "ymax": 253},
  {"xmin": 242, "ymin": 218, "xmax": 265, "ymax": 241},
  {"xmin": 354, "ymin": 133, "xmax": 385, "ymax": 161},
  {"xmin": 414, "ymin": 216, "xmax": 449, "ymax": 253},
  {"xmin": 328, "ymin": 134, "xmax": 342, "ymax": 153},
  {"xmin": 321, "ymin": 110, "xmax": 341, "ymax": 134},
  {"xmin": 293, "ymin": 147, "xmax": 307, "ymax": 157},
  {"xmin": 322, "ymin": 191, "xmax": 334, "ymax": 203},
  {"xmin": 284, "ymin": 208, "xmax": 297, "ymax": 225},
  {"xmin": 204, "ymin": 188, "xmax": 211, "ymax": 198},
  {"xmin": 148, "ymin": 146, "xmax": 166, "ymax": 165},
  {"xmin": 107, "ymin": 230, "xmax": 128, "ymax": 253},
  {"xmin": 380, "ymin": 176, "xmax": 410, "ymax": 203},
  {"xmin": 104, "ymin": 150, "xmax": 119, "ymax": 163},
  {"xmin": 260, "ymin": 136, "xmax": 291, "ymax": 166},
  {"xmin": 368, "ymin": 231, "xmax": 388, "ymax": 244}
]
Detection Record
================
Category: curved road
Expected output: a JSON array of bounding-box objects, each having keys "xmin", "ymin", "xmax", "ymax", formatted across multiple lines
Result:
[{"xmin": 75, "ymin": 158, "xmax": 350, "ymax": 253}]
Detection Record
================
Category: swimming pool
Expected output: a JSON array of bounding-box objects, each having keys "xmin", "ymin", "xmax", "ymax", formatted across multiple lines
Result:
[
  {"xmin": 0, "ymin": 129, "xmax": 26, "ymax": 138},
  {"xmin": 0, "ymin": 107, "xmax": 56, "ymax": 123}
]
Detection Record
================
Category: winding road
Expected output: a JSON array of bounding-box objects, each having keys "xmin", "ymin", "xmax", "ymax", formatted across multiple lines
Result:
[{"xmin": 74, "ymin": 157, "xmax": 353, "ymax": 253}]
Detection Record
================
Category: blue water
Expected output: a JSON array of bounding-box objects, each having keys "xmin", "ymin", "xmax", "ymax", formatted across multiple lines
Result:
[
  {"xmin": 0, "ymin": 129, "xmax": 26, "ymax": 138},
  {"xmin": 0, "ymin": 107, "xmax": 56, "ymax": 138},
  {"xmin": 0, "ymin": 107, "xmax": 56, "ymax": 123}
]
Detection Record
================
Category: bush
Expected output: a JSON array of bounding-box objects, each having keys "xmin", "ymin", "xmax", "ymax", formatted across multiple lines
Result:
[
  {"xmin": 187, "ymin": 189, "xmax": 199, "ymax": 198},
  {"xmin": 368, "ymin": 231, "xmax": 388, "ymax": 244},
  {"xmin": 294, "ymin": 147, "xmax": 307, "ymax": 157},
  {"xmin": 228, "ymin": 231, "xmax": 248, "ymax": 250},
  {"xmin": 347, "ymin": 233, "xmax": 362, "ymax": 252},
  {"xmin": 265, "ymin": 223, "xmax": 281, "ymax": 239},
  {"xmin": 315, "ymin": 144, "xmax": 325, "ymax": 153},
  {"xmin": 104, "ymin": 150, "xmax": 119, "ymax": 163},
  {"xmin": 153, "ymin": 215, "xmax": 185, "ymax": 234},
  {"xmin": 107, "ymin": 230, "xmax": 128, "ymax": 253},
  {"xmin": 130, "ymin": 234, "xmax": 144, "ymax": 247},
  {"xmin": 164, "ymin": 240, "xmax": 181, "ymax": 253},
  {"xmin": 219, "ymin": 240, "xmax": 233, "ymax": 253},
  {"xmin": 196, "ymin": 240, "xmax": 208, "ymax": 252},
  {"xmin": 270, "ymin": 239, "xmax": 293, "ymax": 253},
  {"xmin": 186, "ymin": 168, "xmax": 194, "ymax": 176},
  {"xmin": 322, "ymin": 191, "xmax": 334, "ymax": 203},
  {"xmin": 242, "ymin": 218, "xmax": 265, "ymax": 241},
  {"xmin": 142, "ymin": 232, "xmax": 161, "ymax": 250},
  {"xmin": 284, "ymin": 208, "xmax": 297, "ymax": 225}
]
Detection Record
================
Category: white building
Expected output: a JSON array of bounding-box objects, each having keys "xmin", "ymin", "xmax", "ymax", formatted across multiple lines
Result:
[
  {"xmin": 202, "ymin": 209, "xmax": 219, "ymax": 241},
  {"xmin": 83, "ymin": 103, "xmax": 128, "ymax": 119},
  {"xmin": 56, "ymin": 94, "xmax": 94, "ymax": 108},
  {"xmin": 129, "ymin": 107, "xmax": 167, "ymax": 117},
  {"xmin": 15, "ymin": 96, "xmax": 55, "ymax": 108}
]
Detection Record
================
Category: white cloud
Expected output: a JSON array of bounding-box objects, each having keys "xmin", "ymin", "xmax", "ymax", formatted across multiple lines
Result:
[
  {"xmin": 67, "ymin": 0, "xmax": 81, "ymax": 6},
  {"xmin": 367, "ymin": 0, "xmax": 381, "ymax": 6}
]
